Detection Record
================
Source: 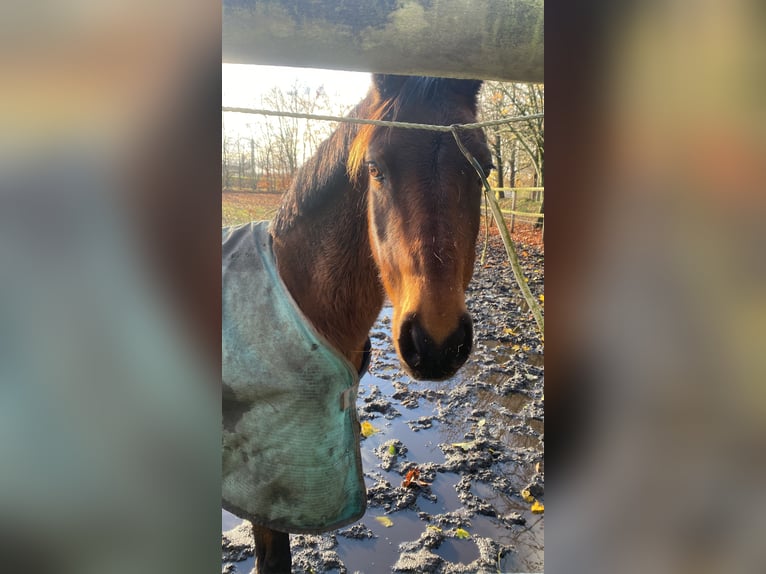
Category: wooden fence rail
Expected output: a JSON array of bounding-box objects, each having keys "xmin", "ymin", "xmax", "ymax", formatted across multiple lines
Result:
[{"xmin": 223, "ymin": 0, "xmax": 544, "ymax": 83}]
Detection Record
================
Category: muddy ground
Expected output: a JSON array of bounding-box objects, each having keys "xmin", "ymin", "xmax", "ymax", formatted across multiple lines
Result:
[{"xmin": 223, "ymin": 232, "xmax": 544, "ymax": 573}]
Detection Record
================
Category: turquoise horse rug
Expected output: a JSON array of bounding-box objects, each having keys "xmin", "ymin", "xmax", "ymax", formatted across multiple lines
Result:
[{"xmin": 222, "ymin": 221, "xmax": 370, "ymax": 534}]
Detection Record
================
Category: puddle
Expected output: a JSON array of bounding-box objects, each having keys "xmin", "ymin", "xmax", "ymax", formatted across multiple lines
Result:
[
  {"xmin": 224, "ymin": 555, "xmax": 254, "ymax": 573},
  {"xmin": 478, "ymin": 388, "xmax": 531, "ymax": 413},
  {"xmin": 222, "ymin": 508, "xmax": 241, "ymax": 532},
  {"xmin": 528, "ymin": 418, "xmax": 545, "ymax": 435},
  {"xmin": 481, "ymin": 339, "xmax": 516, "ymax": 364},
  {"xmin": 335, "ymin": 535, "xmax": 388, "ymax": 573},
  {"xmin": 502, "ymin": 429, "xmax": 543, "ymax": 450},
  {"xmin": 434, "ymin": 537, "xmax": 480, "ymax": 565},
  {"xmin": 335, "ymin": 510, "xmax": 424, "ymax": 573},
  {"xmin": 417, "ymin": 473, "xmax": 464, "ymax": 514}
]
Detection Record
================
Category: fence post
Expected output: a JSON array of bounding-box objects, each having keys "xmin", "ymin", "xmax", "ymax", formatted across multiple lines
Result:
[{"xmin": 510, "ymin": 189, "xmax": 517, "ymax": 233}]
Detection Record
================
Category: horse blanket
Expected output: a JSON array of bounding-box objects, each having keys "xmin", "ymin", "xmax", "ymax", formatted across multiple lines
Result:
[{"xmin": 222, "ymin": 221, "xmax": 368, "ymax": 534}]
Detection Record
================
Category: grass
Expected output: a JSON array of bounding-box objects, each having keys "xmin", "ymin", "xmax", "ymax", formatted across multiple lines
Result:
[{"xmin": 222, "ymin": 191, "xmax": 283, "ymax": 226}]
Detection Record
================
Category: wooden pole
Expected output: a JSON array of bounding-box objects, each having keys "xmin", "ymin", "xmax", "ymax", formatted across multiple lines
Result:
[
  {"xmin": 511, "ymin": 189, "xmax": 517, "ymax": 233},
  {"xmin": 223, "ymin": 0, "xmax": 544, "ymax": 83}
]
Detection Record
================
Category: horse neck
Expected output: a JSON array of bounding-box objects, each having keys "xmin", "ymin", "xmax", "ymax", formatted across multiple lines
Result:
[{"xmin": 270, "ymin": 139, "xmax": 384, "ymax": 371}]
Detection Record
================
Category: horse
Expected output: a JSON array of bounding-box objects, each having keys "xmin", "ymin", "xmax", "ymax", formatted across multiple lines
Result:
[{"xmin": 222, "ymin": 74, "xmax": 493, "ymax": 573}]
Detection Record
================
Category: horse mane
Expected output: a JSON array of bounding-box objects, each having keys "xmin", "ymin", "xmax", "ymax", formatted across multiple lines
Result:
[
  {"xmin": 270, "ymin": 98, "xmax": 365, "ymax": 236},
  {"xmin": 271, "ymin": 76, "xmax": 479, "ymax": 235}
]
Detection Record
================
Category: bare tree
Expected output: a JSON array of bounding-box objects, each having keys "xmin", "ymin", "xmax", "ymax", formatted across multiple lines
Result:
[
  {"xmin": 223, "ymin": 80, "xmax": 364, "ymax": 193},
  {"xmin": 478, "ymin": 82, "xmax": 544, "ymax": 228}
]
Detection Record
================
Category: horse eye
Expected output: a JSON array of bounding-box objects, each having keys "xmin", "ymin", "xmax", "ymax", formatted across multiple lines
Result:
[{"xmin": 367, "ymin": 162, "xmax": 384, "ymax": 182}]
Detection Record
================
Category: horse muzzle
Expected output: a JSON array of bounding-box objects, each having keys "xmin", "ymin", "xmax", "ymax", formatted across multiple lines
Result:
[{"xmin": 396, "ymin": 312, "xmax": 473, "ymax": 381}]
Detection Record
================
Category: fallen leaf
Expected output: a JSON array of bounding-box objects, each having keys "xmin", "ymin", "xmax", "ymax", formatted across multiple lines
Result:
[
  {"xmin": 402, "ymin": 468, "xmax": 420, "ymax": 488},
  {"xmin": 503, "ymin": 327, "xmax": 517, "ymax": 336},
  {"xmin": 521, "ymin": 489, "xmax": 534, "ymax": 503},
  {"xmin": 451, "ymin": 441, "xmax": 477, "ymax": 451},
  {"xmin": 427, "ymin": 525, "xmax": 442, "ymax": 533},
  {"xmin": 360, "ymin": 421, "xmax": 379, "ymax": 438},
  {"xmin": 538, "ymin": 294, "xmax": 545, "ymax": 302},
  {"xmin": 455, "ymin": 528, "xmax": 471, "ymax": 539},
  {"xmin": 477, "ymin": 418, "xmax": 486, "ymax": 427},
  {"xmin": 511, "ymin": 344, "xmax": 521, "ymax": 352},
  {"xmin": 375, "ymin": 516, "xmax": 394, "ymax": 528},
  {"xmin": 531, "ymin": 501, "xmax": 544, "ymax": 513},
  {"xmin": 388, "ymin": 444, "xmax": 397, "ymax": 455}
]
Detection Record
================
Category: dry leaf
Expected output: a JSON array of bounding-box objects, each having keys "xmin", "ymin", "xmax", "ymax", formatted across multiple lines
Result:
[
  {"xmin": 455, "ymin": 528, "xmax": 471, "ymax": 539},
  {"xmin": 402, "ymin": 468, "xmax": 419, "ymax": 488},
  {"xmin": 531, "ymin": 500, "xmax": 544, "ymax": 513},
  {"xmin": 360, "ymin": 421, "xmax": 379, "ymax": 438},
  {"xmin": 427, "ymin": 525, "xmax": 442, "ymax": 533},
  {"xmin": 521, "ymin": 489, "xmax": 534, "ymax": 503},
  {"xmin": 375, "ymin": 516, "xmax": 393, "ymax": 528},
  {"xmin": 402, "ymin": 467, "xmax": 430, "ymax": 488},
  {"xmin": 477, "ymin": 418, "xmax": 486, "ymax": 427},
  {"xmin": 503, "ymin": 327, "xmax": 517, "ymax": 336},
  {"xmin": 451, "ymin": 441, "xmax": 477, "ymax": 451}
]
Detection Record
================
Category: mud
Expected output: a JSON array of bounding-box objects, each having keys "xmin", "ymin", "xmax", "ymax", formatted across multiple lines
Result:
[{"xmin": 223, "ymin": 234, "xmax": 544, "ymax": 573}]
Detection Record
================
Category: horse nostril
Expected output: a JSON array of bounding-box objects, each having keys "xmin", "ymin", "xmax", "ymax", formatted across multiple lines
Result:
[
  {"xmin": 451, "ymin": 314, "xmax": 473, "ymax": 364},
  {"xmin": 398, "ymin": 317, "xmax": 423, "ymax": 368},
  {"xmin": 408, "ymin": 319, "xmax": 430, "ymax": 358}
]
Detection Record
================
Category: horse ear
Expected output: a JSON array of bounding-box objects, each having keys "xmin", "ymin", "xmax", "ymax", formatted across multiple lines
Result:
[{"xmin": 372, "ymin": 74, "xmax": 408, "ymax": 100}]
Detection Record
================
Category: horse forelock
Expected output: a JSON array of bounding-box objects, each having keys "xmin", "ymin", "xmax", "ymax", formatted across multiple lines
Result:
[
  {"xmin": 346, "ymin": 98, "xmax": 395, "ymax": 184},
  {"xmin": 347, "ymin": 77, "xmax": 482, "ymax": 183}
]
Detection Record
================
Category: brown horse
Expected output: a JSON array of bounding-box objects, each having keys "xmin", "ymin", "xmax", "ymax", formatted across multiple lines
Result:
[{"xmin": 227, "ymin": 74, "xmax": 492, "ymax": 573}]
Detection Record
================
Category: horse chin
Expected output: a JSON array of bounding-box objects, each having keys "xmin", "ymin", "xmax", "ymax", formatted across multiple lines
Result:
[{"xmin": 398, "ymin": 360, "xmax": 464, "ymax": 382}]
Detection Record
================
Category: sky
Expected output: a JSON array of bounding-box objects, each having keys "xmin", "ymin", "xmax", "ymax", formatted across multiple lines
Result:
[{"xmin": 222, "ymin": 63, "xmax": 372, "ymax": 140}]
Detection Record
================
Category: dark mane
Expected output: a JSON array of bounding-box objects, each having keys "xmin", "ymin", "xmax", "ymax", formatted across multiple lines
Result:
[
  {"xmin": 271, "ymin": 76, "xmax": 480, "ymax": 235},
  {"xmin": 270, "ymin": 96, "xmax": 367, "ymax": 236}
]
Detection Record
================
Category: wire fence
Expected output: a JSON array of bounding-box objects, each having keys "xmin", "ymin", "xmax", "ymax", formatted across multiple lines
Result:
[
  {"xmin": 490, "ymin": 187, "xmax": 545, "ymax": 233},
  {"xmin": 221, "ymin": 106, "xmax": 545, "ymax": 225},
  {"xmin": 222, "ymin": 106, "xmax": 543, "ymax": 132}
]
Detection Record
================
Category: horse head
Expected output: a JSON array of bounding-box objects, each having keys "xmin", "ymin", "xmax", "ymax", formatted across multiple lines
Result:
[{"xmin": 350, "ymin": 74, "xmax": 493, "ymax": 381}]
